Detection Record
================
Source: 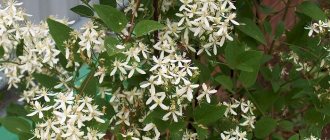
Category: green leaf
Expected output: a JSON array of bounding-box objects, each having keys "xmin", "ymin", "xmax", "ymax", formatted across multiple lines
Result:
[
  {"xmin": 194, "ymin": 60, "xmax": 212, "ymax": 82},
  {"xmin": 78, "ymin": 69, "xmax": 98, "ymax": 96},
  {"xmin": 71, "ymin": 5, "xmax": 94, "ymax": 17},
  {"xmin": 16, "ymin": 40, "xmax": 24, "ymax": 56},
  {"xmin": 237, "ymin": 50, "xmax": 263, "ymax": 87},
  {"xmin": 263, "ymin": 21, "xmax": 272, "ymax": 34},
  {"xmin": 47, "ymin": 18, "xmax": 75, "ymax": 71},
  {"xmin": 250, "ymin": 90, "xmax": 278, "ymax": 113},
  {"xmin": 0, "ymin": 117, "xmax": 32, "ymax": 135},
  {"xmin": 194, "ymin": 103, "xmax": 226, "ymax": 125},
  {"xmin": 278, "ymin": 120, "xmax": 293, "ymax": 132},
  {"xmin": 99, "ymin": 0, "xmax": 117, "ymax": 7},
  {"xmin": 238, "ymin": 18, "xmax": 266, "ymax": 45},
  {"xmin": 297, "ymin": 1, "xmax": 327, "ymax": 20},
  {"xmin": 18, "ymin": 132, "xmax": 34, "ymax": 140},
  {"xmin": 104, "ymin": 36, "xmax": 120, "ymax": 56},
  {"xmin": 169, "ymin": 121, "xmax": 185, "ymax": 134},
  {"xmin": 134, "ymin": 20, "xmax": 165, "ymax": 37},
  {"xmin": 288, "ymin": 134, "xmax": 299, "ymax": 140},
  {"xmin": 224, "ymin": 41, "xmax": 245, "ymax": 69},
  {"xmin": 153, "ymin": 119, "xmax": 169, "ymax": 132},
  {"xmin": 192, "ymin": 124, "xmax": 209, "ymax": 140},
  {"xmin": 47, "ymin": 18, "xmax": 73, "ymax": 54},
  {"xmin": 143, "ymin": 109, "xmax": 166, "ymax": 124},
  {"xmin": 215, "ymin": 75, "xmax": 233, "ymax": 92},
  {"xmin": 6, "ymin": 103, "xmax": 28, "ymax": 116},
  {"xmin": 33, "ymin": 73, "xmax": 60, "ymax": 89},
  {"xmin": 0, "ymin": 46, "xmax": 4, "ymax": 57},
  {"xmin": 272, "ymin": 133, "xmax": 285, "ymax": 140},
  {"xmin": 254, "ymin": 117, "xmax": 277, "ymax": 139},
  {"xmin": 304, "ymin": 109, "xmax": 325, "ymax": 124},
  {"xmin": 239, "ymin": 70, "xmax": 259, "ymax": 88},
  {"xmin": 94, "ymin": 4, "xmax": 128, "ymax": 33},
  {"xmin": 236, "ymin": 50, "xmax": 263, "ymax": 72},
  {"xmin": 275, "ymin": 21, "xmax": 285, "ymax": 39}
]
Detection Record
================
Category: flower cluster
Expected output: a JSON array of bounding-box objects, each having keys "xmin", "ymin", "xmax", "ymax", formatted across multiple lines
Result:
[
  {"xmin": 0, "ymin": 0, "xmax": 63, "ymax": 89},
  {"xmin": 219, "ymin": 99, "xmax": 256, "ymax": 140},
  {"xmin": 220, "ymin": 126, "xmax": 248, "ymax": 140},
  {"xmin": 225, "ymin": 99, "xmax": 256, "ymax": 128},
  {"xmin": 1, "ymin": 0, "xmax": 312, "ymax": 139},
  {"xmin": 174, "ymin": 0, "xmax": 239, "ymax": 55},
  {"xmin": 78, "ymin": 21, "xmax": 106, "ymax": 59},
  {"xmin": 26, "ymin": 89, "xmax": 105, "ymax": 140},
  {"xmin": 0, "ymin": 1, "xmax": 106, "ymax": 139},
  {"xmin": 305, "ymin": 19, "xmax": 330, "ymax": 36}
]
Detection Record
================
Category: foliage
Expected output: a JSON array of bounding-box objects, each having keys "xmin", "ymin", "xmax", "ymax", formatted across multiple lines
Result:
[{"xmin": 0, "ymin": 0, "xmax": 329, "ymax": 139}]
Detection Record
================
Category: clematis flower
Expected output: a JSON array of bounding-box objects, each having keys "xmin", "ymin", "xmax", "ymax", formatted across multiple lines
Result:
[
  {"xmin": 27, "ymin": 101, "xmax": 52, "ymax": 118},
  {"xmin": 196, "ymin": 83, "xmax": 217, "ymax": 103}
]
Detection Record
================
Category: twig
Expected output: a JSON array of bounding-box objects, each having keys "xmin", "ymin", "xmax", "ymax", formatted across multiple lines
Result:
[{"xmin": 125, "ymin": 0, "xmax": 142, "ymax": 42}]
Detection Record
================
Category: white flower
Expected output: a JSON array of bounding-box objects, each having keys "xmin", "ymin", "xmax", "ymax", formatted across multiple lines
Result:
[
  {"xmin": 126, "ymin": 62, "xmax": 146, "ymax": 78},
  {"xmin": 196, "ymin": 83, "xmax": 217, "ymax": 103},
  {"xmin": 147, "ymin": 91, "xmax": 169, "ymax": 110},
  {"xmin": 240, "ymin": 115, "xmax": 256, "ymax": 129},
  {"xmin": 27, "ymin": 101, "xmax": 52, "ymax": 118},
  {"xmin": 68, "ymin": 111, "xmax": 88, "ymax": 128},
  {"xmin": 61, "ymin": 125, "xmax": 84, "ymax": 140},
  {"xmin": 181, "ymin": 62, "xmax": 198, "ymax": 77},
  {"xmin": 232, "ymin": 127, "xmax": 248, "ymax": 140},
  {"xmin": 33, "ymin": 87, "xmax": 55, "ymax": 102},
  {"xmin": 223, "ymin": 0, "xmax": 237, "ymax": 9},
  {"xmin": 226, "ymin": 13, "xmax": 239, "ymax": 25},
  {"xmin": 115, "ymin": 111, "xmax": 130, "ymax": 126},
  {"xmin": 149, "ymin": 55, "xmax": 170, "ymax": 71},
  {"xmin": 116, "ymin": 44, "xmax": 125, "ymax": 49},
  {"xmin": 240, "ymin": 100, "xmax": 255, "ymax": 114},
  {"xmin": 53, "ymin": 105, "xmax": 72, "ymax": 124},
  {"xmin": 143, "ymin": 123, "xmax": 160, "ymax": 139},
  {"xmin": 78, "ymin": 21, "xmax": 103, "ymax": 58},
  {"xmin": 123, "ymin": 87, "xmax": 141, "ymax": 104},
  {"xmin": 304, "ymin": 135, "xmax": 321, "ymax": 140},
  {"xmin": 110, "ymin": 59, "xmax": 129, "ymax": 76},
  {"xmin": 54, "ymin": 76, "xmax": 73, "ymax": 89},
  {"xmin": 84, "ymin": 127, "xmax": 105, "ymax": 140},
  {"xmin": 178, "ymin": 80, "xmax": 199, "ymax": 102},
  {"xmin": 176, "ymin": 12, "xmax": 192, "ymax": 27},
  {"xmin": 124, "ymin": 47, "xmax": 141, "ymax": 62},
  {"xmin": 220, "ymin": 133, "xmax": 233, "ymax": 140},
  {"xmin": 54, "ymin": 91, "xmax": 75, "ymax": 109},
  {"xmin": 305, "ymin": 22, "xmax": 322, "ymax": 37},
  {"xmin": 98, "ymin": 87, "xmax": 111, "ymax": 99},
  {"xmin": 162, "ymin": 104, "xmax": 182, "ymax": 122},
  {"xmin": 94, "ymin": 66, "xmax": 107, "ymax": 83},
  {"xmin": 223, "ymin": 101, "xmax": 240, "ymax": 117},
  {"xmin": 77, "ymin": 96, "xmax": 93, "ymax": 111},
  {"xmin": 183, "ymin": 129, "xmax": 198, "ymax": 140},
  {"xmin": 137, "ymin": 42, "xmax": 150, "ymax": 59},
  {"xmin": 140, "ymin": 76, "xmax": 160, "ymax": 93},
  {"xmin": 38, "ymin": 119, "xmax": 61, "ymax": 134},
  {"xmin": 85, "ymin": 105, "xmax": 105, "ymax": 123}
]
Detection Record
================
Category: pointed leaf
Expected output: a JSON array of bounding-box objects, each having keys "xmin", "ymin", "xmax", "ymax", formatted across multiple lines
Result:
[
  {"xmin": 134, "ymin": 20, "xmax": 165, "ymax": 37},
  {"xmin": 215, "ymin": 75, "xmax": 233, "ymax": 92},
  {"xmin": 297, "ymin": 1, "xmax": 327, "ymax": 20},
  {"xmin": 71, "ymin": 5, "xmax": 94, "ymax": 17},
  {"xmin": 94, "ymin": 4, "xmax": 128, "ymax": 33},
  {"xmin": 255, "ymin": 117, "xmax": 277, "ymax": 139},
  {"xmin": 47, "ymin": 18, "xmax": 73, "ymax": 54},
  {"xmin": 238, "ymin": 18, "xmax": 266, "ymax": 45}
]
